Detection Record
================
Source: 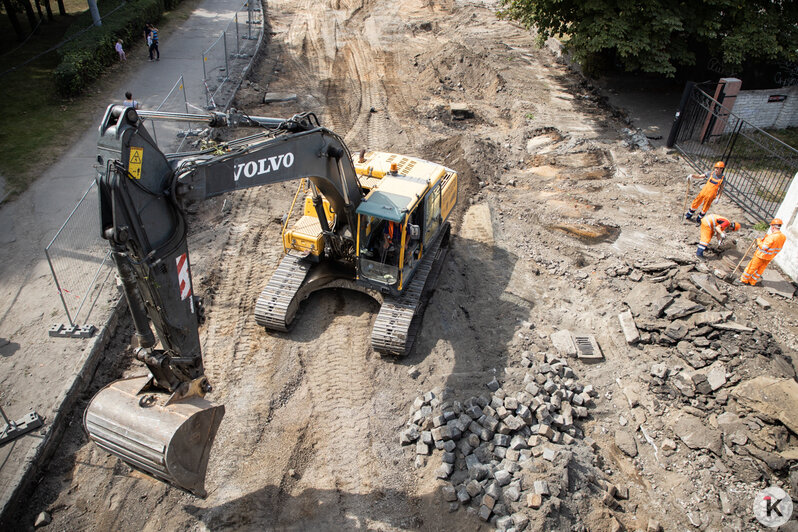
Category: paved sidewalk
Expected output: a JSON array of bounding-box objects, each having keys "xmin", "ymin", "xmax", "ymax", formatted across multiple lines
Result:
[{"xmin": 0, "ymin": 0, "xmax": 262, "ymax": 519}]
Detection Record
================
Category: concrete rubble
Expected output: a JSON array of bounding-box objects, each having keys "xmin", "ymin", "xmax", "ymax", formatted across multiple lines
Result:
[
  {"xmin": 402, "ymin": 252, "xmax": 797, "ymax": 531},
  {"xmin": 608, "ymin": 255, "xmax": 797, "ymax": 531}
]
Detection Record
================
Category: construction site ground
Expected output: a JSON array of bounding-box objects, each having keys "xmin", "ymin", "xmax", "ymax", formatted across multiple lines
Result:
[{"xmin": 2, "ymin": 0, "xmax": 798, "ymax": 530}]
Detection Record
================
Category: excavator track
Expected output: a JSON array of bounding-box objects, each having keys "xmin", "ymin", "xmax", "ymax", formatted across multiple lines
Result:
[
  {"xmin": 254, "ymin": 253, "xmax": 312, "ymax": 331},
  {"xmin": 371, "ymin": 224, "xmax": 450, "ymax": 356}
]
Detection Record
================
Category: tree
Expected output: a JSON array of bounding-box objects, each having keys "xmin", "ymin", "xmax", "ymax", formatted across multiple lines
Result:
[
  {"xmin": 17, "ymin": 0, "xmax": 39, "ymax": 32},
  {"xmin": 1, "ymin": 0, "xmax": 25, "ymax": 40},
  {"xmin": 41, "ymin": 0, "xmax": 53, "ymax": 21},
  {"xmin": 87, "ymin": 0, "xmax": 100, "ymax": 26},
  {"xmin": 497, "ymin": 0, "xmax": 798, "ymax": 77},
  {"xmin": 33, "ymin": 0, "xmax": 44, "ymax": 21}
]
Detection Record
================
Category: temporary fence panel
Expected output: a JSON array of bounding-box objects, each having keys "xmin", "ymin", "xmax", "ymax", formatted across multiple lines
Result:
[
  {"xmin": 668, "ymin": 83, "xmax": 798, "ymax": 223},
  {"xmin": 44, "ymin": 2, "xmax": 265, "ymax": 337},
  {"xmin": 202, "ymin": 2, "xmax": 262, "ymax": 111},
  {"xmin": 45, "ymin": 180, "xmax": 113, "ymax": 333},
  {"xmin": 148, "ymin": 75, "xmax": 199, "ymax": 153}
]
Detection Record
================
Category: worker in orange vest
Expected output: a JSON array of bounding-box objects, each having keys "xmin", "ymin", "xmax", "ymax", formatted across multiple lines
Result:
[
  {"xmin": 685, "ymin": 161, "xmax": 725, "ymax": 223},
  {"xmin": 696, "ymin": 214, "xmax": 740, "ymax": 258},
  {"xmin": 740, "ymin": 218, "xmax": 787, "ymax": 285}
]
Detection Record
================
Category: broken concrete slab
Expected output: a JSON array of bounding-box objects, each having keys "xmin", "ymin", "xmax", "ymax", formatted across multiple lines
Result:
[
  {"xmin": 711, "ymin": 322, "xmax": 754, "ymax": 333},
  {"xmin": 663, "ymin": 320, "xmax": 689, "ymax": 341},
  {"xmin": 731, "ymin": 377, "xmax": 798, "ymax": 434},
  {"xmin": 550, "ymin": 330, "xmax": 577, "ymax": 357},
  {"xmin": 664, "ymin": 297, "xmax": 705, "ymax": 319},
  {"xmin": 690, "ymin": 372, "xmax": 712, "ymax": 395},
  {"xmin": 449, "ymin": 102, "xmax": 474, "ymax": 120},
  {"xmin": 690, "ymin": 273, "xmax": 728, "ymax": 305},
  {"xmin": 673, "ymin": 413, "xmax": 722, "ymax": 454},
  {"xmin": 689, "ymin": 310, "xmax": 733, "ymax": 326},
  {"xmin": 617, "ymin": 310, "xmax": 640, "ymax": 344},
  {"xmin": 263, "ymin": 92, "xmax": 298, "ymax": 104},
  {"xmin": 760, "ymin": 267, "xmax": 795, "ymax": 299},
  {"xmin": 639, "ymin": 260, "xmax": 678, "ymax": 272},
  {"xmin": 671, "ymin": 372, "xmax": 696, "ymax": 398},
  {"xmin": 666, "ymin": 255, "xmax": 696, "ymax": 266},
  {"xmin": 652, "ymin": 295, "xmax": 676, "ymax": 318},
  {"xmin": 706, "ymin": 363, "xmax": 727, "ymax": 391},
  {"xmin": 625, "ymin": 283, "xmax": 668, "ymax": 318},
  {"xmin": 755, "ymin": 296, "xmax": 771, "ymax": 309},
  {"xmin": 650, "ymin": 363, "xmax": 668, "ymax": 379},
  {"xmin": 615, "ymin": 430, "xmax": 638, "ymax": 457}
]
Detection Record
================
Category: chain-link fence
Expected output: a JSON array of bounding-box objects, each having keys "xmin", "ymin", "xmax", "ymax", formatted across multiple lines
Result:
[
  {"xmin": 202, "ymin": 2, "xmax": 263, "ymax": 111},
  {"xmin": 45, "ymin": 180, "xmax": 113, "ymax": 337}
]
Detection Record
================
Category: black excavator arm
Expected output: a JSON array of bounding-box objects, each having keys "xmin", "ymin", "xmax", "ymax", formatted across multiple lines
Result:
[
  {"xmin": 87, "ymin": 105, "xmax": 366, "ymax": 496},
  {"xmin": 96, "ymin": 105, "xmax": 364, "ymax": 395}
]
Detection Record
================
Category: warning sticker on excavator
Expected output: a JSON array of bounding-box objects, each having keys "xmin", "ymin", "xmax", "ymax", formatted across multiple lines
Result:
[
  {"xmin": 128, "ymin": 147, "xmax": 143, "ymax": 179},
  {"xmin": 176, "ymin": 253, "xmax": 193, "ymax": 309}
]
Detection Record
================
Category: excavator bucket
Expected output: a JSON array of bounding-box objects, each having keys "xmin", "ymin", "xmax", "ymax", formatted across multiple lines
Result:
[{"xmin": 83, "ymin": 376, "xmax": 224, "ymax": 497}]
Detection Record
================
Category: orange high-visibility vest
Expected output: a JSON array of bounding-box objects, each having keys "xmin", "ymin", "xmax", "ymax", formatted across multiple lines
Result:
[
  {"xmin": 703, "ymin": 214, "xmax": 731, "ymax": 232},
  {"xmin": 754, "ymin": 230, "xmax": 786, "ymax": 260}
]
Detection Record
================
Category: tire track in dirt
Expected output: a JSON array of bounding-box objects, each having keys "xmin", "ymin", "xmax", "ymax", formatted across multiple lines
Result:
[
  {"xmin": 197, "ymin": 185, "xmax": 305, "ymax": 495},
  {"xmin": 298, "ymin": 294, "xmax": 377, "ymax": 493}
]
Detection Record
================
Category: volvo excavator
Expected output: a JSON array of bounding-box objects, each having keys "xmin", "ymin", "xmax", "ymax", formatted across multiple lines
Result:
[{"xmin": 84, "ymin": 105, "xmax": 457, "ymax": 496}]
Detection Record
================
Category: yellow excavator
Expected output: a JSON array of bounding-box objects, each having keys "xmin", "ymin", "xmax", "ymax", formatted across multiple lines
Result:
[{"xmin": 84, "ymin": 106, "xmax": 457, "ymax": 496}]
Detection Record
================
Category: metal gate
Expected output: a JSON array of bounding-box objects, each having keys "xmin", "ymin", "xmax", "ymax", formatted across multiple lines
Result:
[{"xmin": 667, "ymin": 82, "xmax": 798, "ymax": 222}]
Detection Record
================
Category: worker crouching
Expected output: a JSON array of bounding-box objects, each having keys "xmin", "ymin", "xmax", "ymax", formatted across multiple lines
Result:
[
  {"xmin": 740, "ymin": 219, "xmax": 786, "ymax": 285},
  {"xmin": 685, "ymin": 161, "xmax": 725, "ymax": 223},
  {"xmin": 696, "ymin": 214, "xmax": 740, "ymax": 258}
]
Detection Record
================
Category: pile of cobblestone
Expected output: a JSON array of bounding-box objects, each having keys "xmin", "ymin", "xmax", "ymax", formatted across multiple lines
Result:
[{"xmin": 400, "ymin": 353, "xmax": 613, "ymax": 530}]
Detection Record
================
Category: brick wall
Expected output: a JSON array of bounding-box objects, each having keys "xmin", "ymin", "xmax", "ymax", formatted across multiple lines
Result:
[{"xmin": 724, "ymin": 85, "xmax": 798, "ymax": 132}]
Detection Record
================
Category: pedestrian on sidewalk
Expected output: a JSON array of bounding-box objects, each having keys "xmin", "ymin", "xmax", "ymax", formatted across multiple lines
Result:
[
  {"xmin": 695, "ymin": 214, "xmax": 740, "ymax": 258},
  {"xmin": 115, "ymin": 39, "xmax": 127, "ymax": 62},
  {"xmin": 147, "ymin": 24, "xmax": 160, "ymax": 61},
  {"xmin": 123, "ymin": 92, "xmax": 140, "ymax": 109},
  {"xmin": 740, "ymin": 219, "xmax": 786, "ymax": 285},
  {"xmin": 684, "ymin": 161, "xmax": 726, "ymax": 223}
]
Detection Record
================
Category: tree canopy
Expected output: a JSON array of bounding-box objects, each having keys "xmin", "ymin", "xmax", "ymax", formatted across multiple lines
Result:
[{"xmin": 497, "ymin": 0, "xmax": 798, "ymax": 78}]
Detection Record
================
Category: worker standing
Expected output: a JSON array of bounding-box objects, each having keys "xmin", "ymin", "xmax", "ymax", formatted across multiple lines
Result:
[
  {"xmin": 685, "ymin": 161, "xmax": 726, "ymax": 223},
  {"xmin": 740, "ymin": 219, "xmax": 787, "ymax": 285},
  {"xmin": 696, "ymin": 214, "xmax": 740, "ymax": 258}
]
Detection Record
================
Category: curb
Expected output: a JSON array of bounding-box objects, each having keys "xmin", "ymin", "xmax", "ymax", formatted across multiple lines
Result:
[{"xmin": 0, "ymin": 296, "xmax": 126, "ymax": 526}]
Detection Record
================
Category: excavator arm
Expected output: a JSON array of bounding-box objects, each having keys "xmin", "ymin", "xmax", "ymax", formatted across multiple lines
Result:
[{"xmin": 86, "ymin": 105, "xmax": 366, "ymax": 496}]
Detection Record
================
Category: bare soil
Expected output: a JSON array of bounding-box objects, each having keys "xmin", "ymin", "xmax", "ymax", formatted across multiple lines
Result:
[{"xmin": 9, "ymin": 0, "xmax": 798, "ymax": 530}]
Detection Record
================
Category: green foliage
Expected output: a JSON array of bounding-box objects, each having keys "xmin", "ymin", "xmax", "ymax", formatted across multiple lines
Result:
[
  {"xmin": 54, "ymin": 0, "xmax": 172, "ymax": 96},
  {"xmin": 497, "ymin": 0, "xmax": 798, "ymax": 77},
  {"xmin": 754, "ymin": 221, "xmax": 769, "ymax": 231}
]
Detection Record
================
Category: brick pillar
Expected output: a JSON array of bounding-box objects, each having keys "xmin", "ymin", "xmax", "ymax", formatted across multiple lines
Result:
[
  {"xmin": 710, "ymin": 78, "xmax": 741, "ymax": 137},
  {"xmin": 700, "ymin": 78, "xmax": 742, "ymax": 142}
]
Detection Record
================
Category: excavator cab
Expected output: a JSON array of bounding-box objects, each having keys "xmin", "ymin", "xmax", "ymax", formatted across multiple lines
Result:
[
  {"xmin": 355, "ymin": 154, "xmax": 457, "ymax": 296},
  {"xmin": 358, "ymin": 216, "xmax": 403, "ymax": 285}
]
